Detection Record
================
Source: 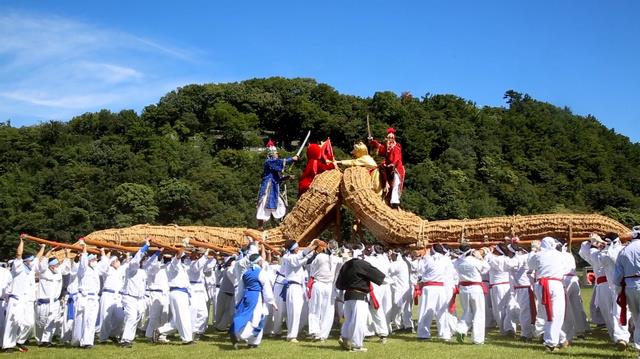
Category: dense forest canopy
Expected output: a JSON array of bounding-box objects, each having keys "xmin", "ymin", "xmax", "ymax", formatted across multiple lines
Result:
[{"xmin": 1, "ymin": 77, "xmax": 639, "ymax": 256}]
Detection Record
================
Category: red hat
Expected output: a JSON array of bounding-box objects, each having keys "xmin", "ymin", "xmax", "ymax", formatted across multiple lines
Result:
[
  {"xmin": 386, "ymin": 127, "xmax": 396, "ymax": 134},
  {"xmin": 266, "ymin": 139, "xmax": 277, "ymax": 156}
]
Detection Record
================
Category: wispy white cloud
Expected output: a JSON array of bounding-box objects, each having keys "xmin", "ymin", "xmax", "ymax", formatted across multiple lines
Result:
[{"xmin": 0, "ymin": 10, "xmax": 201, "ymax": 125}]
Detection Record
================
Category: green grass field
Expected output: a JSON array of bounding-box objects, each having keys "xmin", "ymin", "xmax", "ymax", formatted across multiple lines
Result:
[{"xmin": 9, "ymin": 287, "xmax": 637, "ymax": 358}]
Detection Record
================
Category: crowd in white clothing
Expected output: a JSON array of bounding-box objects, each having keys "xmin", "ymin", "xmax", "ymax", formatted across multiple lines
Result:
[{"xmin": 2, "ymin": 227, "xmax": 640, "ymax": 355}]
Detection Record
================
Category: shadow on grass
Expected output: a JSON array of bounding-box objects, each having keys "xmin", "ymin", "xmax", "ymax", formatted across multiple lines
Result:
[{"xmin": 298, "ymin": 343, "xmax": 346, "ymax": 352}]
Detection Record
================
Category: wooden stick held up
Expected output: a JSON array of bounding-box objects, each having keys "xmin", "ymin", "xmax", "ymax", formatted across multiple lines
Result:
[
  {"xmin": 243, "ymin": 229, "xmax": 281, "ymax": 254},
  {"xmin": 185, "ymin": 238, "xmax": 237, "ymax": 256},
  {"xmin": 21, "ymin": 234, "xmax": 100, "ymax": 254}
]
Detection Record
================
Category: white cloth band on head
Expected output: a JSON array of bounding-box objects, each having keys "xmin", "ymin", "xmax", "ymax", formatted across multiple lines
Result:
[
  {"xmin": 495, "ymin": 246, "xmax": 505, "ymax": 256},
  {"xmin": 289, "ymin": 242, "xmax": 299, "ymax": 252},
  {"xmin": 462, "ymin": 249, "xmax": 472, "ymax": 257},
  {"xmin": 507, "ymin": 244, "xmax": 516, "ymax": 254}
]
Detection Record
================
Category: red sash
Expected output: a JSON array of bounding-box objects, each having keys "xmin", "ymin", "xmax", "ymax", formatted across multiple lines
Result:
[
  {"xmin": 413, "ymin": 284, "xmax": 421, "ymax": 305},
  {"xmin": 596, "ymin": 276, "xmax": 608, "ymax": 284},
  {"xmin": 459, "ymin": 280, "xmax": 488, "ymax": 295},
  {"xmin": 369, "ymin": 283, "xmax": 380, "ymax": 310},
  {"xmin": 412, "ymin": 281, "xmax": 444, "ymax": 305},
  {"xmin": 306, "ymin": 277, "xmax": 315, "ymax": 299},
  {"xmin": 538, "ymin": 277, "xmax": 562, "ymax": 321},
  {"xmin": 515, "ymin": 285, "xmax": 537, "ymax": 324},
  {"xmin": 617, "ymin": 275, "xmax": 640, "ymax": 325},
  {"xmin": 448, "ymin": 286, "xmax": 459, "ymax": 314}
]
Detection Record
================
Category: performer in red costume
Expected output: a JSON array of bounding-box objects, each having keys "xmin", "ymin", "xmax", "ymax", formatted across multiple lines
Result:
[
  {"xmin": 369, "ymin": 128, "xmax": 405, "ymax": 208},
  {"xmin": 298, "ymin": 140, "xmax": 335, "ymax": 197}
]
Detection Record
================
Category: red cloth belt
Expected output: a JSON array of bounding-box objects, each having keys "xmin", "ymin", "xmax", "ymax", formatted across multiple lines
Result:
[
  {"xmin": 489, "ymin": 281, "xmax": 510, "ymax": 289},
  {"xmin": 413, "ymin": 284, "xmax": 421, "ymax": 305},
  {"xmin": 306, "ymin": 277, "xmax": 315, "ymax": 299},
  {"xmin": 369, "ymin": 283, "xmax": 380, "ymax": 310},
  {"xmin": 412, "ymin": 281, "xmax": 444, "ymax": 304},
  {"xmin": 459, "ymin": 280, "xmax": 487, "ymax": 295},
  {"xmin": 448, "ymin": 286, "xmax": 459, "ymax": 314},
  {"xmin": 515, "ymin": 285, "xmax": 537, "ymax": 324},
  {"xmin": 617, "ymin": 274, "xmax": 640, "ymax": 326},
  {"xmin": 596, "ymin": 276, "xmax": 608, "ymax": 284},
  {"xmin": 538, "ymin": 277, "xmax": 563, "ymax": 321}
]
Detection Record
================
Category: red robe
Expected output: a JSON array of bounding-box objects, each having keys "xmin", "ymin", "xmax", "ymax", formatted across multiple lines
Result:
[
  {"xmin": 298, "ymin": 143, "xmax": 335, "ymax": 197},
  {"xmin": 370, "ymin": 139, "xmax": 405, "ymax": 193}
]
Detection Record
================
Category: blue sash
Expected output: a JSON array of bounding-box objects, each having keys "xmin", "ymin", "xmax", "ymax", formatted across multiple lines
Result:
[{"xmin": 66, "ymin": 292, "xmax": 77, "ymax": 320}]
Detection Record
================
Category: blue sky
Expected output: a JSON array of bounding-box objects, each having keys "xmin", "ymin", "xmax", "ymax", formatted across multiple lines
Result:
[{"xmin": 1, "ymin": 1, "xmax": 638, "ymax": 142}]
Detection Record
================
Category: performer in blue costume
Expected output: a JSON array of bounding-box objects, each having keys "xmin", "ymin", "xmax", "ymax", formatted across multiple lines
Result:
[
  {"xmin": 256, "ymin": 139, "xmax": 298, "ymax": 230},
  {"xmin": 230, "ymin": 251, "xmax": 276, "ymax": 349}
]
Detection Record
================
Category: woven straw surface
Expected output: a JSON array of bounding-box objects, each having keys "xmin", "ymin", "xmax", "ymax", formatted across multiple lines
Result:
[
  {"xmin": 341, "ymin": 166, "xmax": 630, "ymax": 245},
  {"xmin": 84, "ymin": 169, "xmax": 342, "ymax": 249},
  {"xmin": 278, "ymin": 169, "xmax": 342, "ymax": 246},
  {"xmin": 85, "ymin": 166, "xmax": 630, "ymax": 249}
]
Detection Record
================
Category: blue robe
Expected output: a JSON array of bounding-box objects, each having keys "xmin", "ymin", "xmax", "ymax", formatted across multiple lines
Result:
[
  {"xmin": 230, "ymin": 267, "xmax": 265, "ymax": 342},
  {"xmin": 257, "ymin": 157, "xmax": 294, "ymax": 209}
]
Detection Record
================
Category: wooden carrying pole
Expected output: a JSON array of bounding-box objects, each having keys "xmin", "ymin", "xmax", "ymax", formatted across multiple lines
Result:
[
  {"xmin": 243, "ymin": 230, "xmax": 281, "ymax": 254},
  {"xmin": 82, "ymin": 238, "xmax": 161, "ymax": 254},
  {"xmin": 21, "ymin": 234, "xmax": 100, "ymax": 254},
  {"xmin": 148, "ymin": 239, "xmax": 182, "ymax": 254},
  {"xmin": 187, "ymin": 238, "xmax": 237, "ymax": 256}
]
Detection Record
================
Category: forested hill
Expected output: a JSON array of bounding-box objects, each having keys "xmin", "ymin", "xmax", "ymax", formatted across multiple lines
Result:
[{"xmin": 1, "ymin": 77, "xmax": 639, "ymax": 254}]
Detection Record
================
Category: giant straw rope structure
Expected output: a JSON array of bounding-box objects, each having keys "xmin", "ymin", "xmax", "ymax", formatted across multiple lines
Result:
[{"xmin": 84, "ymin": 167, "xmax": 631, "ymax": 250}]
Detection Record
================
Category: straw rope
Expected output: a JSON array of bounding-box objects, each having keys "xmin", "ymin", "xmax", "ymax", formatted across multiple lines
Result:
[
  {"xmin": 83, "ymin": 166, "xmax": 631, "ymax": 250},
  {"xmin": 84, "ymin": 169, "xmax": 342, "ymax": 249},
  {"xmin": 341, "ymin": 166, "xmax": 631, "ymax": 245}
]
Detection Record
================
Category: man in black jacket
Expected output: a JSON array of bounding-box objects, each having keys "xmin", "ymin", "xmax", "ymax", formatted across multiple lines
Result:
[{"xmin": 335, "ymin": 254, "xmax": 385, "ymax": 352}]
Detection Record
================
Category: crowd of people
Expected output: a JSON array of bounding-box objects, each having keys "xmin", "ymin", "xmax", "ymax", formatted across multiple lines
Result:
[
  {"xmin": 2, "ymin": 131, "xmax": 639, "ymax": 356},
  {"xmin": 1, "ymin": 227, "xmax": 640, "ymax": 355}
]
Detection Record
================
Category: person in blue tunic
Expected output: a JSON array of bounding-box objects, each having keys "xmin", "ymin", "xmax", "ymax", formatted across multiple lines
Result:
[
  {"xmin": 256, "ymin": 139, "xmax": 299, "ymax": 230},
  {"xmin": 230, "ymin": 249, "xmax": 276, "ymax": 349}
]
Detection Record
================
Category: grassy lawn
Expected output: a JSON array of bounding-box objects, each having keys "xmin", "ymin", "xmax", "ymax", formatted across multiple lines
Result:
[{"xmin": 10, "ymin": 287, "xmax": 637, "ymax": 358}]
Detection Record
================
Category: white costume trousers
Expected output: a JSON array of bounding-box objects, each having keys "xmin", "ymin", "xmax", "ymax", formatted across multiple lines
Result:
[
  {"xmin": 267, "ymin": 282, "xmax": 287, "ymax": 335},
  {"xmin": 625, "ymin": 288, "xmax": 640, "ymax": 350},
  {"xmin": 514, "ymin": 287, "xmax": 535, "ymax": 339},
  {"xmin": 158, "ymin": 290, "xmax": 193, "ymax": 342},
  {"xmin": 388, "ymin": 286, "xmax": 412, "ymax": 330},
  {"xmin": 341, "ymin": 300, "xmax": 369, "ymax": 348},
  {"xmin": 367, "ymin": 284, "xmax": 390, "ymax": 337},
  {"xmin": 121, "ymin": 295, "xmax": 146, "ymax": 342},
  {"xmin": 490, "ymin": 283, "xmax": 516, "ymax": 334},
  {"xmin": 190, "ymin": 289, "xmax": 209, "ymax": 334},
  {"xmin": 2, "ymin": 297, "xmax": 35, "ymax": 348},
  {"xmin": 535, "ymin": 280, "xmax": 565, "ymax": 347},
  {"xmin": 417, "ymin": 285, "xmax": 450, "ymax": 339},
  {"xmin": 73, "ymin": 294, "xmax": 99, "ymax": 347},
  {"xmin": 564, "ymin": 278, "xmax": 589, "ymax": 335},
  {"xmin": 285, "ymin": 283, "xmax": 304, "ymax": 339},
  {"xmin": 390, "ymin": 173, "xmax": 401, "ymax": 204},
  {"xmin": 98, "ymin": 292, "xmax": 123, "ymax": 342},
  {"xmin": 307, "ymin": 281, "xmax": 335, "ymax": 339},
  {"xmin": 144, "ymin": 291, "xmax": 169, "ymax": 339},
  {"xmin": 456, "ymin": 288, "xmax": 485, "ymax": 344},
  {"xmin": 35, "ymin": 300, "xmax": 62, "ymax": 343}
]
